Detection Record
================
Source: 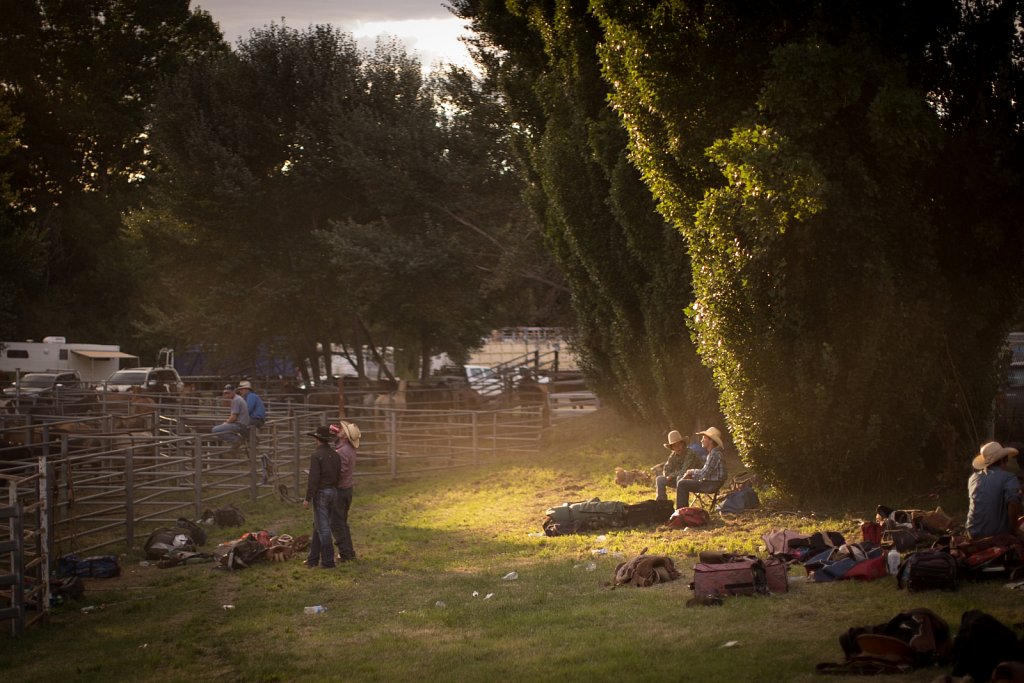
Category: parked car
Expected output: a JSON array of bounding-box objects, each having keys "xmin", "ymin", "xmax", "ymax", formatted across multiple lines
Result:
[
  {"xmin": 98, "ymin": 366, "xmax": 184, "ymax": 393},
  {"xmin": 2, "ymin": 370, "xmax": 84, "ymax": 402}
]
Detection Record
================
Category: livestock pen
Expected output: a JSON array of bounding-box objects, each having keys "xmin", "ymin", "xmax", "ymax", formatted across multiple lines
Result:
[{"xmin": 0, "ymin": 397, "xmax": 548, "ymax": 634}]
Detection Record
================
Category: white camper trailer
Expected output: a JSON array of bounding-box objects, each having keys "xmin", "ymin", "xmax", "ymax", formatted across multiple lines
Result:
[{"xmin": 0, "ymin": 336, "xmax": 138, "ymax": 383}]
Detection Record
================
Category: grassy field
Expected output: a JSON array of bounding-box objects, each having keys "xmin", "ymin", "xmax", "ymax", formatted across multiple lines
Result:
[{"xmin": 2, "ymin": 409, "xmax": 1020, "ymax": 682}]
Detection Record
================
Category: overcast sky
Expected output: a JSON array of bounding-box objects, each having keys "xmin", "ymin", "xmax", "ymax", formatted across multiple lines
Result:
[{"xmin": 193, "ymin": 0, "xmax": 475, "ymax": 70}]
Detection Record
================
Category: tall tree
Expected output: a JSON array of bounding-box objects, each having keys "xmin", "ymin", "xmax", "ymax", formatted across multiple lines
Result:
[
  {"xmin": 450, "ymin": 0, "xmax": 718, "ymax": 427},
  {"xmin": 0, "ymin": 0, "xmax": 225, "ymax": 348},
  {"xmin": 596, "ymin": 1, "xmax": 1024, "ymax": 495},
  {"xmin": 142, "ymin": 26, "xmax": 560, "ymax": 379}
]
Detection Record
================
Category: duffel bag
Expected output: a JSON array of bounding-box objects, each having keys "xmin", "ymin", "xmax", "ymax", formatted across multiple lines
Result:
[
  {"xmin": 897, "ymin": 549, "xmax": 959, "ymax": 592},
  {"xmin": 691, "ymin": 558, "xmax": 768, "ymax": 597},
  {"xmin": 764, "ymin": 557, "xmax": 789, "ymax": 593}
]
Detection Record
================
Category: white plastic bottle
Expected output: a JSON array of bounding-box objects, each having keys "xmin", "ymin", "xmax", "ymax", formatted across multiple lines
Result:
[{"xmin": 886, "ymin": 547, "xmax": 901, "ymax": 575}]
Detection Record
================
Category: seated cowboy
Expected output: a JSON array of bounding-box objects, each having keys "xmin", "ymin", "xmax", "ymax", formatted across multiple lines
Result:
[
  {"xmin": 671, "ymin": 427, "xmax": 727, "ymax": 509},
  {"xmin": 655, "ymin": 430, "xmax": 706, "ymax": 503},
  {"xmin": 966, "ymin": 441, "xmax": 1023, "ymax": 539}
]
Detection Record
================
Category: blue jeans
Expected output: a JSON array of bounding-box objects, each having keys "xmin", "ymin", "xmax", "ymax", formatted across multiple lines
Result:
[
  {"xmin": 674, "ymin": 478, "xmax": 722, "ymax": 509},
  {"xmin": 307, "ymin": 487, "xmax": 338, "ymax": 567},
  {"xmin": 655, "ymin": 475, "xmax": 677, "ymax": 502},
  {"xmin": 332, "ymin": 487, "xmax": 355, "ymax": 560},
  {"xmin": 211, "ymin": 422, "xmax": 244, "ymax": 444}
]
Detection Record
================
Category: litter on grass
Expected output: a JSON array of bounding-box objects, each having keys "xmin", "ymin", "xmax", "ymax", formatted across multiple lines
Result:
[{"xmin": 502, "ymin": 571, "xmax": 519, "ymax": 581}]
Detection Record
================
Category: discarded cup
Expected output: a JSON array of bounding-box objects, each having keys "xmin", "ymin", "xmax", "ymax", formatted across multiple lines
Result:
[
  {"xmin": 303, "ymin": 605, "xmax": 326, "ymax": 615},
  {"xmin": 502, "ymin": 571, "xmax": 519, "ymax": 581},
  {"xmin": 435, "ymin": 600, "xmax": 446, "ymax": 608},
  {"xmin": 472, "ymin": 591, "xmax": 480, "ymax": 598}
]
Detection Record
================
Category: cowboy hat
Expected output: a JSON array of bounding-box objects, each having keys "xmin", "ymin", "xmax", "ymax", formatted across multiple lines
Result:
[
  {"xmin": 308, "ymin": 425, "xmax": 333, "ymax": 442},
  {"xmin": 222, "ymin": 384, "xmax": 234, "ymax": 394},
  {"xmin": 663, "ymin": 430, "xmax": 685, "ymax": 450},
  {"xmin": 696, "ymin": 426, "xmax": 724, "ymax": 449},
  {"xmin": 972, "ymin": 441, "xmax": 1018, "ymax": 470},
  {"xmin": 339, "ymin": 421, "xmax": 361, "ymax": 449},
  {"xmin": 237, "ymin": 380, "xmax": 252, "ymax": 390}
]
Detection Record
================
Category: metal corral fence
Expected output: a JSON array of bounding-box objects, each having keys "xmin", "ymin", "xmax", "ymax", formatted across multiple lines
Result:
[{"xmin": 0, "ymin": 398, "xmax": 548, "ymax": 634}]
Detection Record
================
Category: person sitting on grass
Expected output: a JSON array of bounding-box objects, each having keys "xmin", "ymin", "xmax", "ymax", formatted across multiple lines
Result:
[
  {"xmin": 672, "ymin": 427, "xmax": 727, "ymax": 510},
  {"xmin": 655, "ymin": 430, "xmax": 706, "ymax": 503},
  {"xmin": 966, "ymin": 441, "xmax": 1022, "ymax": 539}
]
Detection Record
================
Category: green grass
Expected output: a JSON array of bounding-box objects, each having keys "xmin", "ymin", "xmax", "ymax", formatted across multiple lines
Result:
[{"xmin": 2, "ymin": 409, "xmax": 1019, "ymax": 682}]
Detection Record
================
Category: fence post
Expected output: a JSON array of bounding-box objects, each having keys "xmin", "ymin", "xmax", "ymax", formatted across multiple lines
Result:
[
  {"xmin": 193, "ymin": 436, "xmax": 203, "ymax": 519},
  {"xmin": 472, "ymin": 411, "xmax": 479, "ymax": 467},
  {"xmin": 492, "ymin": 412, "xmax": 498, "ymax": 459},
  {"xmin": 292, "ymin": 409, "xmax": 301, "ymax": 496},
  {"xmin": 124, "ymin": 447, "xmax": 134, "ymax": 549},
  {"xmin": 389, "ymin": 410, "xmax": 398, "ymax": 477},
  {"xmin": 38, "ymin": 456, "xmax": 51, "ymax": 602},
  {"xmin": 248, "ymin": 428, "xmax": 258, "ymax": 503}
]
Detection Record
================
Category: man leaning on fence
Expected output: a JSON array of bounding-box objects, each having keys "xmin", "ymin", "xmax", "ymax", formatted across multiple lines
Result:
[
  {"xmin": 211, "ymin": 384, "xmax": 250, "ymax": 447},
  {"xmin": 237, "ymin": 380, "xmax": 266, "ymax": 430},
  {"xmin": 303, "ymin": 426, "xmax": 341, "ymax": 569}
]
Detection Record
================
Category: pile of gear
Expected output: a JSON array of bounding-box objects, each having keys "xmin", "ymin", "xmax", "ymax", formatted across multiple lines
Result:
[{"xmin": 141, "ymin": 506, "xmax": 309, "ymax": 570}]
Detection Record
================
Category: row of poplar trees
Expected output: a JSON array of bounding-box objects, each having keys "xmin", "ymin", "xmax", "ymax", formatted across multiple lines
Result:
[{"xmin": 451, "ymin": 0, "xmax": 1024, "ymax": 497}]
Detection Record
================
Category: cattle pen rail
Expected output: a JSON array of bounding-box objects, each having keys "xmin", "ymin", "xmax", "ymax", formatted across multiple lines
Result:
[{"xmin": 0, "ymin": 399, "xmax": 547, "ymax": 635}]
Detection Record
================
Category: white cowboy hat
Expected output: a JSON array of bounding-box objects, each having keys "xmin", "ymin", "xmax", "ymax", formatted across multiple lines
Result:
[
  {"xmin": 237, "ymin": 380, "xmax": 252, "ymax": 390},
  {"xmin": 972, "ymin": 441, "xmax": 1018, "ymax": 470},
  {"xmin": 340, "ymin": 421, "xmax": 361, "ymax": 449},
  {"xmin": 663, "ymin": 430, "xmax": 685, "ymax": 450},
  {"xmin": 696, "ymin": 426, "xmax": 724, "ymax": 449}
]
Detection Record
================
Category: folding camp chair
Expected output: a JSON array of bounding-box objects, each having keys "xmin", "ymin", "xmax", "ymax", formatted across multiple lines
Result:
[{"xmin": 692, "ymin": 483, "xmax": 724, "ymax": 513}]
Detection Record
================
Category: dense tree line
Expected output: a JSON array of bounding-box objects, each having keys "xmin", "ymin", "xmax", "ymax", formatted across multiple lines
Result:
[
  {"xmin": 461, "ymin": 0, "xmax": 1024, "ymax": 497},
  {"xmin": 450, "ymin": 0, "xmax": 719, "ymax": 429},
  {"xmin": 5, "ymin": 1, "xmax": 1023, "ymax": 500},
  {"xmin": 1, "ymin": 2, "xmax": 566, "ymax": 377}
]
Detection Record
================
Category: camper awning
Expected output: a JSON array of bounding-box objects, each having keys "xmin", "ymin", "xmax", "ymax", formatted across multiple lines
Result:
[{"xmin": 71, "ymin": 350, "xmax": 139, "ymax": 360}]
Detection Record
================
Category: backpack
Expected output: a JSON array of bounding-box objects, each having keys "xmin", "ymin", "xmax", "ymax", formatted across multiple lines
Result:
[
  {"xmin": 950, "ymin": 610, "xmax": 1024, "ymax": 682},
  {"xmin": 144, "ymin": 528, "xmax": 197, "ymax": 560},
  {"xmin": 212, "ymin": 504, "xmax": 246, "ymax": 528},
  {"xmin": 897, "ymin": 549, "xmax": 959, "ymax": 592},
  {"xmin": 691, "ymin": 558, "xmax": 768, "ymax": 597},
  {"xmin": 861, "ymin": 521, "xmax": 883, "ymax": 545},
  {"xmin": 666, "ymin": 506, "xmax": 710, "ymax": 528},
  {"xmin": 717, "ymin": 486, "xmax": 759, "ymax": 514},
  {"xmin": 58, "ymin": 554, "xmax": 121, "ymax": 579},
  {"xmin": 176, "ymin": 517, "xmax": 207, "ymax": 546},
  {"xmin": 213, "ymin": 533, "xmax": 268, "ymax": 570}
]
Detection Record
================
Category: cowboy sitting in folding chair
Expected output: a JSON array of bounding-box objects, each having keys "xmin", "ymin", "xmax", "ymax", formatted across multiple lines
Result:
[{"xmin": 672, "ymin": 427, "xmax": 727, "ymax": 510}]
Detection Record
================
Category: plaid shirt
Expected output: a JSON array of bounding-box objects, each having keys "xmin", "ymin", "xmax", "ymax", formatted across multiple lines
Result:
[{"xmin": 685, "ymin": 446, "xmax": 725, "ymax": 483}]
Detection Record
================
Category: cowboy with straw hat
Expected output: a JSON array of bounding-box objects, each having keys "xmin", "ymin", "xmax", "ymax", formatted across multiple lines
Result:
[
  {"xmin": 965, "ymin": 441, "xmax": 1022, "ymax": 539},
  {"xmin": 669, "ymin": 426, "xmax": 727, "ymax": 509},
  {"xmin": 655, "ymin": 430, "xmax": 707, "ymax": 503},
  {"xmin": 328, "ymin": 421, "xmax": 360, "ymax": 562}
]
